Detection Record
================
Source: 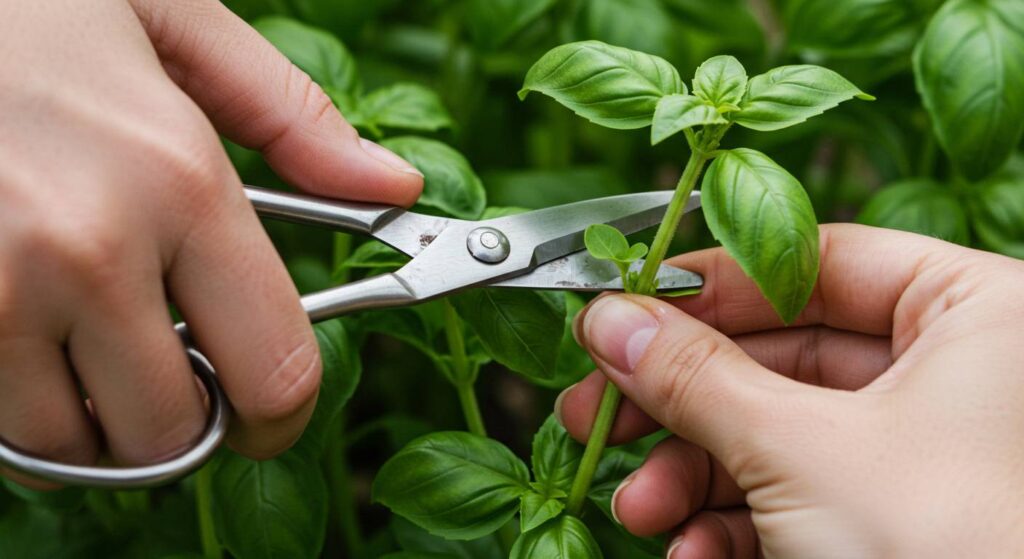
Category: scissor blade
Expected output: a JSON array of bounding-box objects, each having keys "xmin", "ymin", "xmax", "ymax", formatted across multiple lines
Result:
[
  {"xmin": 482, "ymin": 191, "xmax": 701, "ymax": 266},
  {"xmin": 491, "ymin": 250, "xmax": 704, "ymax": 292}
]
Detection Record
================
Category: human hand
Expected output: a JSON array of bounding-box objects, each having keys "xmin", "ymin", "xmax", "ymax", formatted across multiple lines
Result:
[
  {"xmin": 558, "ymin": 224, "xmax": 1024, "ymax": 557},
  {"xmin": 0, "ymin": 0, "xmax": 421, "ymax": 487}
]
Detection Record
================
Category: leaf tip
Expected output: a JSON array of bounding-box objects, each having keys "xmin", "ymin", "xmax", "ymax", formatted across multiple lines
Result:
[
  {"xmin": 856, "ymin": 92, "xmax": 877, "ymax": 101},
  {"xmin": 517, "ymin": 88, "xmax": 531, "ymax": 101}
]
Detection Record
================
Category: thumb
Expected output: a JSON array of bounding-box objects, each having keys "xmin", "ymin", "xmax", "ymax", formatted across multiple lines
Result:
[
  {"xmin": 130, "ymin": 0, "xmax": 423, "ymax": 206},
  {"xmin": 577, "ymin": 294, "xmax": 820, "ymax": 472}
]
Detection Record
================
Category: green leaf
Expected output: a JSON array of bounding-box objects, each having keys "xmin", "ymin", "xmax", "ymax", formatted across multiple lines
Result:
[
  {"xmin": 857, "ymin": 180, "xmax": 969, "ymax": 245},
  {"xmin": 584, "ymin": 223, "xmax": 630, "ymax": 261},
  {"xmin": 531, "ymin": 415, "xmax": 584, "ymax": 496},
  {"xmin": 357, "ymin": 83, "xmax": 453, "ymax": 133},
  {"xmin": 481, "ymin": 206, "xmax": 530, "ymax": 220},
  {"xmin": 579, "ymin": 0, "xmax": 676, "ymax": 60},
  {"xmin": 519, "ymin": 41, "xmax": 686, "ymax": 130},
  {"xmin": 661, "ymin": 0, "xmax": 765, "ymax": 51},
  {"xmin": 701, "ymin": 149, "xmax": 820, "ymax": 324},
  {"xmin": 509, "ymin": 516, "xmax": 602, "ymax": 559},
  {"xmin": 519, "ymin": 492, "xmax": 565, "ymax": 533},
  {"xmin": 380, "ymin": 137, "xmax": 487, "ymax": 220},
  {"xmin": 252, "ymin": 17, "xmax": 359, "ymax": 95},
  {"xmin": 913, "ymin": 0, "xmax": 1024, "ymax": 181},
  {"xmin": 373, "ymin": 432, "xmax": 531, "ymax": 540},
  {"xmin": 450, "ymin": 289, "xmax": 565, "ymax": 381},
  {"xmin": 693, "ymin": 55, "xmax": 748, "ymax": 109},
  {"xmin": 783, "ymin": 0, "xmax": 931, "ymax": 58},
  {"xmin": 651, "ymin": 94, "xmax": 726, "ymax": 145},
  {"xmin": 391, "ymin": 516, "xmax": 504, "ymax": 559},
  {"xmin": 340, "ymin": 241, "xmax": 409, "ymax": 272},
  {"xmin": 212, "ymin": 449, "xmax": 328, "ymax": 559},
  {"xmin": 297, "ymin": 319, "xmax": 361, "ymax": 454},
  {"xmin": 624, "ymin": 243, "xmax": 649, "ymax": 261},
  {"xmin": 731, "ymin": 65, "xmax": 874, "ymax": 132},
  {"xmin": 970, "ymin": 156, "xmax": 1024, "ymax": 259},
  {"xmin": 466, "ymin": 0, "xmax": 558, "ymax": 50}
]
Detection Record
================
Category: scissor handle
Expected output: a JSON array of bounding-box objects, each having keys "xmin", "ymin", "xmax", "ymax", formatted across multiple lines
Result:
[
  {"xmin": 0, "ymin": 272, "xmax": 420, "ymax": 489},
  {"xmin": 0, "ymin": 347, "xmax": 229, "ymax": 489},
  {"xmin": 246, "ymin": 185, "xmax": 404, "ymax": 233}
]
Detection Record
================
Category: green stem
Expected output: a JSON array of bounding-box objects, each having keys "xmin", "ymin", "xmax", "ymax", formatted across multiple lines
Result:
[
  {"xmin": 196, "ymin": 465, "xmax": 220, "ymax": 559},
  {"xmin": 634, "ymin": 148, "xmax": 712, "ymax": 295},
  {"xmin": 565, "ymin": 380, "xmax": 622, "ymax": 516},
  {"xmin": 565, "ymin": 131, "xmax": 722, "ymax": 516},
  {"xmin": 443, "ymin": 300, "xmax": 487, "ymax": 437},
  {"xmin": 455, "ymin": 382, "xmax": 487, "ymax": 438}
]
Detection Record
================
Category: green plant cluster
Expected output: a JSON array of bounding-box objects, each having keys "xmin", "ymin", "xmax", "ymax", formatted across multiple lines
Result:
[{"xmin": 2, "ymin": 1, "xmax": 1022, "ymax": 558}]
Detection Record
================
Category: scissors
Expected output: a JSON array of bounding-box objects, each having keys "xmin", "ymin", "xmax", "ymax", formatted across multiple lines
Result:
[{"xmin": 0, "ymin": 185, "xmax": 703, "ymax": 489}]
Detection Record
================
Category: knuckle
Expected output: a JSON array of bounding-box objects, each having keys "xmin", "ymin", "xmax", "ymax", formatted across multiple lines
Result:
[
  {"xmin": 23, "ymin": 218, "xmax": 129, "ymax": 289},
  {"xmin": 291, "ymin": 66, "xmax": 337, "ymax": 127},
  {"xmin": 243, "ymin": 335, "xmax": 322, "ymax": 424},
  {"xmin": 649, "ymin": 336, "xmax": 729, "ymax": 422}
]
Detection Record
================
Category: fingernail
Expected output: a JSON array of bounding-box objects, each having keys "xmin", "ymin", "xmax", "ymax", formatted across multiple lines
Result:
[
  {"xmin": 359, "ymin": 138, "xmax": 423, "ymax": 177},
  {"xmin": 582, "ymin": 296, "xmax": 659, "ymax": 375},
  {"xmin": 611, "ymin": 470, "xmax": 638, "ymax": 526},
  {"xmin": 666, "ymin": 535, "xmax": 685, "ymax": 558},
  {"xmin": 553, "ymin": 383, "xmax": 575, "ymax": 427}
]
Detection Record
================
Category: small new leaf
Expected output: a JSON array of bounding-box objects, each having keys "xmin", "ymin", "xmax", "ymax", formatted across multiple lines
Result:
[
  {"xmin": 584, "ymin": 224, "xmax": 646, "ymax": 265},
  {"xmin": 519, "ymin": 41, "xmax": 685, "ymax": 130},
  {"xmin": 651, "ymin": 94, "xmax": 726, "ymax": 145},
  {"xmin": 519, "ymin": 492, "xmax": 565, "ymax": 533},
  {"xmin": 693, "ymin": 55, "xmax": 748, "ymax": 109},
  {"xmin": 584, "ymin": 223, "xmax": 629, "ymax": 261},
  {"xmin": 701, "ymin": 149, "xmax": 820, "ymax": 324},
  {"xmin": 373, "ymin": 432, "xmax": 531, "ymax": 540},
  {"xmin": 731, "ymin": 65, "xmax": 873, "ymax": 131},
  {"xmin": 509, "ymin": 515, "xmax": 602, "ymax": 559}
]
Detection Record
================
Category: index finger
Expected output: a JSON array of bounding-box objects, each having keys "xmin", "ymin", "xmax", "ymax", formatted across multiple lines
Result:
[{"xmin": 666, "ymin": 223, "xmax": 966, "ymax": 336}]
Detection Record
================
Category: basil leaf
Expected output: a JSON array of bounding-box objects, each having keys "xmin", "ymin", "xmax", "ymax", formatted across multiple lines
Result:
[
  {"xmin": 550, "ymin": 293, "xmax": 595, "ymax": 388},
  {"xmin": 584, "ymin": 223, "xmax": 630, "ymax": 261},
  {"xmin": 298, "ymin": 319, "xmax": 361, "ymax": 454},
  {"xmin": 373, "ymin": 432, "xmax": 531, "ymax": 540},
  {"xmin": 509, "ymin": 516, "xmax": 602, "ymax": 559},
  {"xmin": 467, "ymin": 0, "xmax": 558, "ymax": 50},
  {"xmin": 340, "ymin": 241, "xmax": 409, "ymax": 273},
  {"xmin": 970, "ymin": 157, "xmax": 1024, "ymax": 259},
  {"xmin": 662, "ymin": 0, "xmax": 764, "ymax": 51},
  {"xmin": 579, "ymin": 0, "xmax": 676, "ymax": 60},
  {"xmin": 391, "ymin": 516, "xmax": 504, "ymax": 559},
  {"xmin": 519, "ymin": 492, "xmax": 564, "ymax": 533},
  {"xmin": 857, "ymin": 180, "xmax": 969, "ymax": 245},
  {"xmin": 481, "ymin": 206, "xmax": 530, "ymax": 219},
  {"xmin": 783, "ymin": 0, "xmax": 930, "ymax": 58},
  {"xmin": 693, "ymin": 55, "xmax": 747, "ymax": 109},
  {"xmin": 651, "ymin": 94, "xmax": 726, "ymax": 145},
  {"xmin": 701, "ymin": 149, "xmax": 820, "ymax": 324},
  {"xmin": 531, "ymin": 415, "xmax": 584, "ymax": 495},
  {"xmin": 519, "ymin": 41, "xmax": 686, "ymax": 130},
  {"xmin": 212, "ymin": 449, "xmax": 328, "ymax": 559},
  {"xmin": 731, "ymin": 65, "xmax": 874, "ymax": 132},
  {"xmin": 913, "ymin": 0, "xmax": 1024, "ymax": 181},
  {"xmin": 451, "ymin": 289, "xmax": 565, "ymax": 381},
  {"xmin": 380, "ymin": 137, "xmax": 487, "ymax": 220},
  {"xmin": 357, "ymin": 83, "xmax": 453, "ymax": 134},
  {"xmin": 253, "ymin": 17, "xmax": 359, "ymax": 96}
]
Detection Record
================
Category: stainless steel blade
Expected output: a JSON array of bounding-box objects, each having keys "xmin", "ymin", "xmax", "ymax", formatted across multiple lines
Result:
[
  {"xmin": 484, "ymin": 190, "xmax": 701, "ymax": 265},
  {"xmin": 491, "ymin": 250, "xmax": 704, "ymax": 292}
]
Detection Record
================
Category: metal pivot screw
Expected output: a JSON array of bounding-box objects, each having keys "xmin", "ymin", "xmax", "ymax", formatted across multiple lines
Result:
[{"xmin": 467, "ymin": 227, "xmax": 510, "ymax": 263}]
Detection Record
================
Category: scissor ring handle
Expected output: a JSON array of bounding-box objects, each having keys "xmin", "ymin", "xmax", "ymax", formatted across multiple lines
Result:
[{"xmin": 0, "ymin": 347, "xmax": 230, "ymax": 489}]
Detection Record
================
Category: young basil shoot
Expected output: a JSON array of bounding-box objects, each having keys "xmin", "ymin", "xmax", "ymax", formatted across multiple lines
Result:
[{"xmin": 584, "ymin": 223, "xmax": 648, "ymax": 292}]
